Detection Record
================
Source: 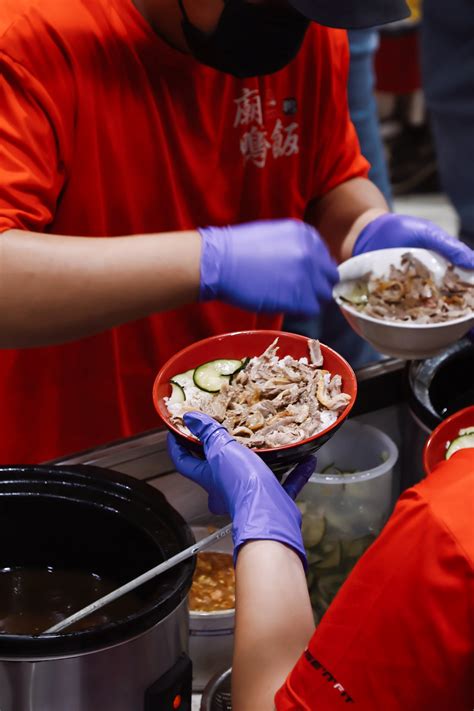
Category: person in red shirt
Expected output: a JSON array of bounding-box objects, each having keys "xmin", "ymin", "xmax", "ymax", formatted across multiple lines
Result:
[
  {"xmin": 1, "ymin": 0, "xmax": 472, "ymax": 463},
  {"xmin": 169, "ymin": 413, "xmax": 474, "ymax": 711}
]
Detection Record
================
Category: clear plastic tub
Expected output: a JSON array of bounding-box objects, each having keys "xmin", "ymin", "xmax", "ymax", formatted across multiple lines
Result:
[{"xmin": 297, "ymin": 420, "xmax": 398, "ymax": 622}]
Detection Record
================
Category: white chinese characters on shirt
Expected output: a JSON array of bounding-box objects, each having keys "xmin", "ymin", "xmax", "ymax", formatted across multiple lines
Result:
[{"xmin": 234, "ymin": 88, "xmax": 299, "ymax": 168}]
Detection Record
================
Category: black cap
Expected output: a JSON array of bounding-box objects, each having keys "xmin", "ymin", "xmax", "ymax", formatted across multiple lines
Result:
[{"xmin": 288, "ymin": 0, "xmax": 410, "ymax": 29}]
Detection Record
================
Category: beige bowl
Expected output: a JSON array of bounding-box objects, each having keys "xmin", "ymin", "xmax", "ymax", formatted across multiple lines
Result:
[{"xmin": 333, "ymin": 248, "xmax": 474, "ymax": 360}]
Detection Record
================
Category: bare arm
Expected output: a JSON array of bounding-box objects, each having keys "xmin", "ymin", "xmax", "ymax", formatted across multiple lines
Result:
[
  {"xmin": 0, "ymin": 228, "xmax": 201, "ymax": 348},
  {"xmin": 306, "ymin": 176, "xmax": 389, "ymax": 262},
  {"xmin": 232, "ymin": 541, "xmax": 315, "ymax": 711}
]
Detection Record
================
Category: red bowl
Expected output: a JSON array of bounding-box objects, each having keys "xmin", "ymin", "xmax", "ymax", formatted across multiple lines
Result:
[
  {"xmin": 152, "ymin": 330, "xmax": 357, "ymax": 477},
  {"xmin": 423, "ymin": 405, "xmax": 474, "ymax": 475}
]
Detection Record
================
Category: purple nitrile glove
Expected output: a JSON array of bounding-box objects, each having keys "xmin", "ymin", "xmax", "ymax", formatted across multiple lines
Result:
[
  {"xmin": 167, "ymin": 412, "xmax": 316, "ymax": 566},
  {"xmin": 353, "ymin": 213, "xmax": 474, "ymax": 269},
  {"xmin": 198, "ymin": 219, "xmax": 339, "ymax": 317}
]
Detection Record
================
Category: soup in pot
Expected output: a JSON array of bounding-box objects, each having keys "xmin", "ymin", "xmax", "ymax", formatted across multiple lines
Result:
[{"xmin": 0, "ymin": 566, "xmax": 144, "ymax": 635}]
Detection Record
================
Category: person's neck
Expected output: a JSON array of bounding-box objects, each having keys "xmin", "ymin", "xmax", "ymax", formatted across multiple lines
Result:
[{"xmin": 132, "ymin": 0, "xmax": 223, "ymax": 52}]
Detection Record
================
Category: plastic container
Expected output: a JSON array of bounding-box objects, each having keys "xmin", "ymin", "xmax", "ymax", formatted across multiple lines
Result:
[
  {"xmin": 189, "ymin": 527, "xmax": 235, "ymax": 692},
  {"xmin": 297, "ymin": 421, "xmax": 398, "ymax": 621}
]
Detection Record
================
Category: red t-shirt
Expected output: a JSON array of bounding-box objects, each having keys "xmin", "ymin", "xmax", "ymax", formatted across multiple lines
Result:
[
  {"xmin": 276, "ymin": 449, "xmax": 474, "ymax": 710},
  {"xmin": 0, "ymin": 0, "xmax": 368, "ymax": 462}
]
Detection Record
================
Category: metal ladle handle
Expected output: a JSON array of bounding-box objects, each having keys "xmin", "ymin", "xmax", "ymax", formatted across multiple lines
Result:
[{"xmin": 41, "ymin": 523, "xmax": 233, "ymax": 635}]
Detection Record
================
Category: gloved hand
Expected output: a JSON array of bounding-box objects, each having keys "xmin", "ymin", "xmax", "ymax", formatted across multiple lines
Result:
[
  {"xmin": 198, "ymin": 219, "xmax": 339, "ymax": 316},
  {"xmin": 353, "ymin": 213, "xmax": 474, "ymax": 269},
  {"xmin": 167, "ymin": 412, "xmax": 316, "ymax": 566}
]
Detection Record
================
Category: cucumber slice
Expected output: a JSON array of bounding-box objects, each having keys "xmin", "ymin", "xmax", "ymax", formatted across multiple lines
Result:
[
  {"xmin": 193, "ymin": 359, "xmax": 243, "ymax": 393},
  {"xmin": 341, "ymin": 535, "xmax": 375, "ymax": 560},
  {"xmin": 459, "ymin": 427, "xmax": 474, "ymax": 436},
  {"xmin": 306, "ymin": 549, "xmax": 324, "ymax": 566},
  {"xmin": 170, "ymin": 368, "xmax": 195, "ymax": 389},
  {"xmin": 320, "ymin": 462, "xmax": 357, "ymax": 476},
  {"xmin": 301, "ymin": 514, "xmax": 326, "ymax": 548},
  {"xmin": 445, "ymin": 433, "xmax": 474, "ymax": 459},
  {"xmin": 169, "ymin": 382, "xmax": 185, "ymax": 404},
  {"xmin": 314, "ymin": 541, "xmax": 341, "ymax": 570},
  {"xmin": 296, "ymin": 501, "xmax": 308, "ymax": 516}
]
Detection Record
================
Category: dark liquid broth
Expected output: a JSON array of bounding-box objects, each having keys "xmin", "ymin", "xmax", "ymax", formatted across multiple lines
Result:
[{"xmin": 0, "ymin": 567, "xmax": 145, "ymax": 635}]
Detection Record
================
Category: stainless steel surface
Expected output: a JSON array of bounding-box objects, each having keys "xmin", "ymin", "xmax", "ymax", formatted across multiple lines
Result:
[
  {"xmin": 355, "ymin": 357, "xmax": 404, "ymax": 382},
  {"xmin": 44, "ymin": 525, "xmax": 232, "ymax": 635},
  {"xmin": 200, "ymin": 668, "xmax": 232, "ymax": 711},
  {"xmin": 0, "ymin": 599, "xmax": 188, "ymax": 711},
  {"xmin": 50, "ymin": 428, "xmax": 174, "ymax": 480}
]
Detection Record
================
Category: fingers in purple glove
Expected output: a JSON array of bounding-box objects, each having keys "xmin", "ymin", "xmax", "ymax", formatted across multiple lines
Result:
[
  {"xmin": 167, "ymin": 432, "xmax": 209, "ymax": 483},
  {"xmin": 354, "ymin": 213, "xmax": 474, "ymax": 270},
  {"xmin": 167, "ymin": 432, "xmax": 229, "ymax": 514},
  {"xmin": 183, "ymin": 411, "xmax": 235, "ymax": 451},
  {"xmin": 199, "ymin": 218, "xmax": 340, "ymax": 317},
  {"xmin": 170, "ymin": 412, "xmax": 308, "ymax": 566},
  {"xmin": 303, "ymin": 224, "xmax": 339, "ymax": 302},
  {"xmin": 282, "ymin": 455, "xmax": 317, "ymax": 501}
]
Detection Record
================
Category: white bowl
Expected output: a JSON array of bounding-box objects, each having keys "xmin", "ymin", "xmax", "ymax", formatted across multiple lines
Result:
[{"xmin": 333, "ymin": 248, "xmax": 474, "ymax": 360}]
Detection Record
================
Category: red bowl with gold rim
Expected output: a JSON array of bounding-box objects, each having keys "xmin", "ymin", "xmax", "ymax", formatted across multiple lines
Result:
[
  {"xmin": 152, "ymin": 330, "xmax": 357, "ymax": 477},
  {"xmin": 423, "ymin": 405, "xmax": 474, "ymax": 475}
]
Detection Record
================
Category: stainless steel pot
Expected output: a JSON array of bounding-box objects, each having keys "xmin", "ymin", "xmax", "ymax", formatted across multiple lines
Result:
[
  {"xmin": 0, "ymin": 465, "xmax": 195, "ymax": 711},
  {"xmin": 0, "ymin": 603, "xmax": 189, "ymax": 711}
]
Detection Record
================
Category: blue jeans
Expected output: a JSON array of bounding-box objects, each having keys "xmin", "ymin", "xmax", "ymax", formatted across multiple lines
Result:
[
  {"xmin": 347, "ymin": 29, "xmax": 392, "ymax": 206},
  {"xmin": 422, "ymin": 0, "xmax": 474, "ymax": 249},
  {"xmin": 285, "ymin": 30, "xmax": 388, "ymax": 368}
]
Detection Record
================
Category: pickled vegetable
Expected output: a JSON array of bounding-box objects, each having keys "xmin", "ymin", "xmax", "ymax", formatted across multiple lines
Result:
[
  {"xmin": 301, "ymin": 514, "xmax": 326, "ymax": 548},
  {"xmin": 301, "ymin": 505, "xmax": 377, "ymax": 622}
]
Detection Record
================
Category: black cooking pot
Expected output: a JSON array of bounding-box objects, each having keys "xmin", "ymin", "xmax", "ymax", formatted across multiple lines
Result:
[
  {"xmin": 406, "ymin": 338, "xmax": 474, "ymax": 432},
  {"xmin": 0, "ymin": 464, "xmax": 195, "ymax": 657}
]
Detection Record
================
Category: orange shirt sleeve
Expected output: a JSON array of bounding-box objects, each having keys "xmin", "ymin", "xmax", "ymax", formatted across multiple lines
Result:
[
  {"xmin": 276, "ymin": 451, "xmax": 474, "ymax": 711},
  {"xmin": 0, "ymin": 45, "xmax": 73, "ymax": 233},
  {"xmin": 310, "ymin": 30, "xmax": 369, "ymax": 200}
]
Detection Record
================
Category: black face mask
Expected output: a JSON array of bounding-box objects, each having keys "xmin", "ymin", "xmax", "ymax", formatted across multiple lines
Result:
[{"xmin": 178, "ymin": 0, "xmax": 310, "ymax": 78}]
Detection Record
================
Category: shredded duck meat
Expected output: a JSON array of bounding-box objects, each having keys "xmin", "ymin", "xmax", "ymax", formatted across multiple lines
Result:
[
  {"xmin": 168, "ymin": 338, "xmax": 351, "ymax": 449},
  {"xmin": 342, "ymin": 253, "xmax": 474, "ymax": 323}
]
